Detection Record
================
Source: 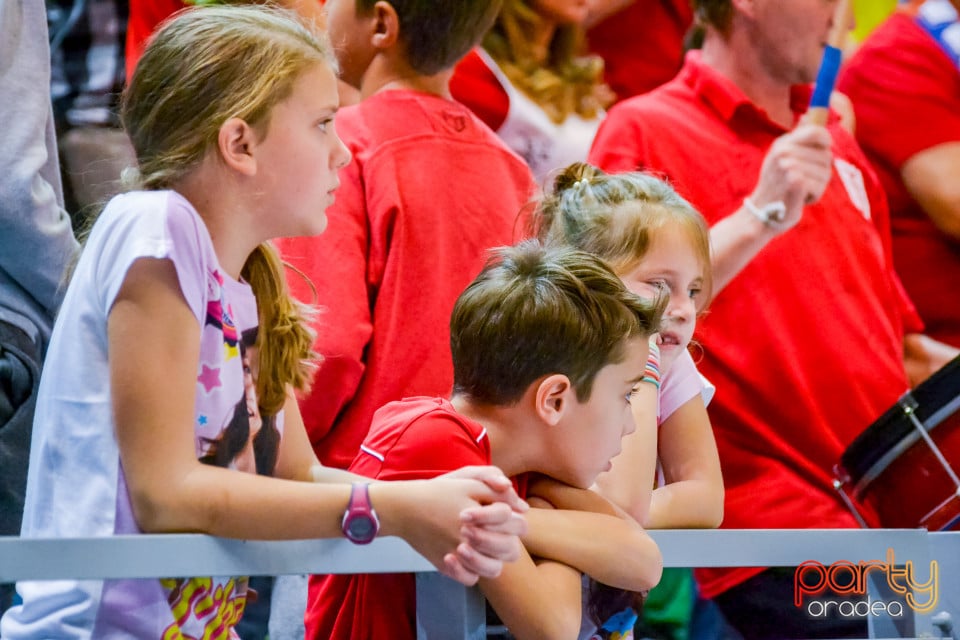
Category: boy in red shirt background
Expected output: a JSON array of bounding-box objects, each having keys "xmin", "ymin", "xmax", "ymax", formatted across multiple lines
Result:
[{"xmin": 276, "ymin": 0, "xmax": 537, "ymax": 470}]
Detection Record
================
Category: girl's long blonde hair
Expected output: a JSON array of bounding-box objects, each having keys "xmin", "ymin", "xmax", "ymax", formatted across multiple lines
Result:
[
  {"xmin": 121, "ymin": 5, "xmax": 331, "ymax": 414},
  {"xmin": 483, "ymin": 0, "xmax": 614, "ymax": 124}
]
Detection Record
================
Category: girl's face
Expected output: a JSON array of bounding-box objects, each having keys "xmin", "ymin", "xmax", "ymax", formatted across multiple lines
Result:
[
  {"xmin": 530, "ymin": 0, "xmax": 590, "ymax": 26},
  {"xmin": 619, "ymin": 224, "xmax": 706, "ymax": 373},
  {"xmin": 254, "ymin": 62, "xmax": 351, "ymax": 239}
]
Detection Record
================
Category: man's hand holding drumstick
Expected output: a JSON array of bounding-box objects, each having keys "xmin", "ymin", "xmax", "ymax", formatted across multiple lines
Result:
[{"xmin": 708, "ymin": 0, "xmax": 854, "ymax": 292}]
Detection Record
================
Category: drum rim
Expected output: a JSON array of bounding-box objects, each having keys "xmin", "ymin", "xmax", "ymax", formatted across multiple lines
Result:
[{"xmin": 838, "ymin": 356, "xmax": 960, "ymax": 495}]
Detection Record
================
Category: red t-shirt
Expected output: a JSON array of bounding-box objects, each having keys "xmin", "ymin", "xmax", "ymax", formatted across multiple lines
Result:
[
  {"xmin": 839, "ymin": 12, "xmax": 960, "ymax": 348},
  {"xmin": 276, "ymin": 89, "xmax": 535, "ymax": 469},
  {"xmin": 590, "ymin": 52, "xmax": 922, "ymax": 598},
  {"xmin": 587, "ymin": 0, "xmax": 693, "ymax": 101},
  {"xmin": 304, "ymin": 397, "xmax": 527, "ymax": 640},
  {"xmin": 125, "ymin": 0, "xmax": 186, "ymax": 79}
]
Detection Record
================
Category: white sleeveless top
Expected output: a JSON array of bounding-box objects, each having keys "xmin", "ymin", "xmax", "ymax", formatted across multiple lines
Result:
[{"xmin": 477, "ymin": 49, "xmax": 603, "ymax": 184}]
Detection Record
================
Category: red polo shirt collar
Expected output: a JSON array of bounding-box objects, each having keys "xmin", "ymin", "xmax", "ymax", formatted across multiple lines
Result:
[{"xmin": 678, "ymin": 51, "xmax": 835, "ymax": 131}]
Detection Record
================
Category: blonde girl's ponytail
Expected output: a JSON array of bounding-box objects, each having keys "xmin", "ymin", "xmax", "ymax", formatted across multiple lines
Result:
[{"xmin": 241, "ymin": 242, "xmax": 318, "ymax": 416}]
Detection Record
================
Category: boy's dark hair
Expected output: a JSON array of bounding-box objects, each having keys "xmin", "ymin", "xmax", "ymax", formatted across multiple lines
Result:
[
  {"xmin": 356, "ymin": 0, "xmax": 502, "ymax": 75},
  {"xmin": 451, "ymin": 240, "xmax": 663, "ymax": 405}
]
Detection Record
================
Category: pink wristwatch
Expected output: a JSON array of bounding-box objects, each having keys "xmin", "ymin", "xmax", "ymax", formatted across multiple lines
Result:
[{"xmin": 341, "ymin": 482, "xmax": 380, "ymax": 545}]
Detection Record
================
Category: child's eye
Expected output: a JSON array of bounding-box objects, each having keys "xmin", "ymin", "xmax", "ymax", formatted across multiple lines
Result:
[
  {"xmin": 318, "ymin": 118, "xmax": 333, "ymax": 132},
  {"xmin": 688, "ymin": 287, "xmax": 702, "ymax": 299},
  {"xmin": 647, "ymin": 280, "xmax": 667, "ymax": 291}
]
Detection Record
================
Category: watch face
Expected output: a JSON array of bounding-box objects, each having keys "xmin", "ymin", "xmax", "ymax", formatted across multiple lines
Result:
[
  {"xmin": 343, "ymin": 483, "xmax": 379, "ymax": 544},
  {"xmin": 347, "ymin": 515, "xmax": 376, "ymax": 541},
  {"xmin": 767, "ymin": 202, "xmax": 787, "ymax": 223}
]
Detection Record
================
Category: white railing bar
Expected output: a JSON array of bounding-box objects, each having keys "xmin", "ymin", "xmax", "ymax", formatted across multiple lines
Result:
[
  {"xmin": 0, "ymin": 535, "xmax": 431, "ymax": 582},
  {"xmin": 0, "ymin": 529, "xmax": 942, "ymax": 583}
]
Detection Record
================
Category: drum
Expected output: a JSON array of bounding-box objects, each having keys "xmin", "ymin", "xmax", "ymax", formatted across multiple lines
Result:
[{"xmin": 834, "ymin": 355, "xmax": 960, "ymax": 530}]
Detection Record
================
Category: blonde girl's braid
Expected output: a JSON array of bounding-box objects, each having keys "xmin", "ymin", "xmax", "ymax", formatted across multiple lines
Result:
[{"xmin": 242, "ymin": 242, "xmax": 318, "ymax": 415}]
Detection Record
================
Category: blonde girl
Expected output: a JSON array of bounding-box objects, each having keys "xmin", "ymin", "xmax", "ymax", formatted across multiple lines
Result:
[
  {"xmin": 450, "ymin": 0, "xmax": 615, "ymax": 182},
  {"xmin": 0, "ymin": 7, "xmax": 526, "ymax": 639}
]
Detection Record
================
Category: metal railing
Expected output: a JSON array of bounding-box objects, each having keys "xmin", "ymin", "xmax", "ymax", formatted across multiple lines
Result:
[{"xmin": 2, "ymin": 529, "xmax": 958, "ymax": 639}]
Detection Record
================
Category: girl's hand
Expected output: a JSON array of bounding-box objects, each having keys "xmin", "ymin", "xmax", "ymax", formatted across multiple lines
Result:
[
  {"xmin": 441, "ymin": 465, "xmax": 530, "ymax": 515},
  {"xmin": 378, "ymin": 474, "xmax": 527, "ymax": 586},
  {"xmin": 444, "ymin": 467, "xmax": 529, "ymax": 583}
]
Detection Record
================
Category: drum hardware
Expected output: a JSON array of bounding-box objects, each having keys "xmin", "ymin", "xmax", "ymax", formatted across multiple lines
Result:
[
  {"xmin": 832, "ymin": 476, "xmax": 869, "ymax": 528},
  {"xmin": 832, "ymin": 393, "xmax": 930, "ymax": 528},
  {"xmin": 900, "ymin": 394, "xmax": 960, "ymax": 493},
  {"xmin": 834, "ymin": 355, "xmax": 960, "ymax": 531}
]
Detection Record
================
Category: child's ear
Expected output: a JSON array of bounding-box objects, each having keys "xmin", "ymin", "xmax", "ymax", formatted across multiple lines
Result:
[
  {"xmin": 730, "ymin": 0, "xmax": 756, "ymax": 19},
  {"xmin": 218, "ymin": 117, "xmax": 257, "ymax": 177},
  {"xmin": 370, "ymin": 1, "xmax": 399, "ymax": 49},
  {"xmin": 535, "ymin": 374, "xmax": 574, "ymax": 426}
]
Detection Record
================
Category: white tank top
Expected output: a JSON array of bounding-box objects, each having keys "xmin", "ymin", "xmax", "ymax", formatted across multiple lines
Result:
[{"xmin": 477, "ymin": 49, "xmax": 603, "ymax": 184}]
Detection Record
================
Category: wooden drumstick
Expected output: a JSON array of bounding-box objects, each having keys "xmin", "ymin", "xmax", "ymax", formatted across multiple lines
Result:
[{"xmin": 807, "ymin": 0, "xmax": 854, "ymax": 126}]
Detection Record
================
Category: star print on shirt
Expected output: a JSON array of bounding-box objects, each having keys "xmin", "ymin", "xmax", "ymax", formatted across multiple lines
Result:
[
  {"xmin": 198, "ymin": 364, "xmax": 222, "ymax": 392},
  {"xmin": 198, "ymin": 415, "xmax": 208, "ymax": 426}
]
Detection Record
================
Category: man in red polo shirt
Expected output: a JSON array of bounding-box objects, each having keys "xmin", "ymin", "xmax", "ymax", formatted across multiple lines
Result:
[
  {"xmin": 589, "ymin": 0, "xmax": 957, "ymax": 637},
  {"xmin": 838, "ymin": 0, "xmax": 960, "ymax": 358}
]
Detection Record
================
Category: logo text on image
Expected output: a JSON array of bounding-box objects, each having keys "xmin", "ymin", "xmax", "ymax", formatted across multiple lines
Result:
[{"xmin": 794, "ymin": 548, "xmax": 938, "ymax": 617}]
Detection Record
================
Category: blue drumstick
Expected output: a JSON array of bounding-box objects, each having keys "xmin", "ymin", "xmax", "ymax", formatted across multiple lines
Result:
[{"xmin": 808, "ymin": 0, "xmax": 853, "ymax": 125}]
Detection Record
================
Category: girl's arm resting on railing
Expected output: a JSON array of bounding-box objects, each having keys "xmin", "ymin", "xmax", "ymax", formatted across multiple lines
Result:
[
  {"xmin": 276, "ymin": 388, "xmax": 529, "ymax": 581},
  {"xmin": 646, "ymin": 395, "xmax": 724, "ymax": 529},
  {"xmin": 109, "ymin": 258, "xmax": 525, "ymax": 586}
]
